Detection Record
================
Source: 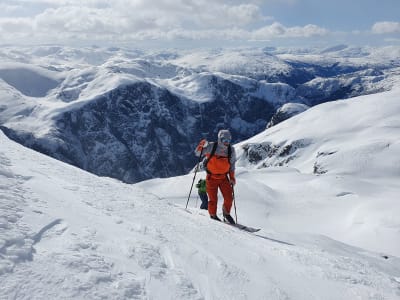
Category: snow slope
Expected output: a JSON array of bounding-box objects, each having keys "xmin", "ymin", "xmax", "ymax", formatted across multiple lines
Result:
[
  {"xmin": 234, "ymin": 87, "xmax": 400, "ymax": 257},
  {"xmin": 1, "ymin": 88, "xmax": 400, "ymax": 298},
  {"xmin": 0, "ymin": 63, "xmax": 61, "ymax": 97}
]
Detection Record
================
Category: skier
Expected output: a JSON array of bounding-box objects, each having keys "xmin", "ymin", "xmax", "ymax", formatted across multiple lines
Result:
[
  {"xmin": 195, "ymin": 129, "xmax": 236, "ymax": 224},
  {"xmin": 195, "ymin": 179, "xmax": 208, "ymax": 210}
]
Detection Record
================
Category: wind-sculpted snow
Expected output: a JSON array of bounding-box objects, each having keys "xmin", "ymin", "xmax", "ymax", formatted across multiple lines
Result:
[
  {"xmin": 0, "ymin": 153, "xmax": 34, "ymax": 275},
  {"xmin": 0, "ymin": 45, "xmax": 399, "ymax": 183}
]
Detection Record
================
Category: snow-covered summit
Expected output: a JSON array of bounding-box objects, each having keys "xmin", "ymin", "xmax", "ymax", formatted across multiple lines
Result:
[
  {"xmin": 170, "ymin": 48, "xmax": 291, "ymax": 79},
  {"xmin": 237, "ymin": 86, "xmax": 400, "ymax": 178}
]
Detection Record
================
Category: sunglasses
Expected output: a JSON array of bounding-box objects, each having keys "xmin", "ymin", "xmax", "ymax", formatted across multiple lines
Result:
[{"xmin": 221, "ymin": 138, "xmax": 231, "ymax": 143}]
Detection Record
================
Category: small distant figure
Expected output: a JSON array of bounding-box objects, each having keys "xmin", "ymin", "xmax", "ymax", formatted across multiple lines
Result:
[{"xmin": 195, "ymin": 179, "xmax": 208, "ymax": 210}]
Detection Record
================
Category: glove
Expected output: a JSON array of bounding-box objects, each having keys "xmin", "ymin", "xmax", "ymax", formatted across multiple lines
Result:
[
  {"xmin": 229, "ymin": 171, "xmax": 236, "ymax": 186},
  {"xmin": 196, "ymin": 139, "xmax": 208, "ymax": 152}
]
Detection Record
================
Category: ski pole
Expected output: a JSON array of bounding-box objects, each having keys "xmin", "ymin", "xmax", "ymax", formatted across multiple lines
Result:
[
  {"xmin": 232, "ymin": 184, "xmax": 238, "ymax": 224},
  {"xmin": 185, "ymin": 147, "xmax": 204, "ymax": 209}
]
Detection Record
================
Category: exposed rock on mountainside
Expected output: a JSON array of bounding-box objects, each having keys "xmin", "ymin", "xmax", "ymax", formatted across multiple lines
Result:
[
  {"xmin": 2, "ymin": 78, "xmax": 275, "ymax": 183},
  {"xmin": 266, "ymin": 103, "xmax": 309, "ymax": 128}
]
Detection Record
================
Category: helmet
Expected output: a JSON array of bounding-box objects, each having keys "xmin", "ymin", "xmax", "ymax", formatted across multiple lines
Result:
[{"xmin": 218, "ymin": 129, "xmax": 232, "ymax": 144}]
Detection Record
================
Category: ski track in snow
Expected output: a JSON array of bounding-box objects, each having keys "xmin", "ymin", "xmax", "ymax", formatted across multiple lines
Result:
[{"xmin": 0, "ymin": 132, "xmax": 400, "ymax": 299}]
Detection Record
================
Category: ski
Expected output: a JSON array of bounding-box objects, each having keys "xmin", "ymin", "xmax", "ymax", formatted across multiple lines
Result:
[
  {"xmin": 183, "ymin": 206, "xmax": 261, "ymax": 233},
  {"xmin": 233, "ymin": 223, "xmax": 261, "ymax": 233},
  {"xmin": 223, "ymin": 219, "xmax": 260, "ymax": 232},
  {"xmin": 231, "ymin": 223, "xmax": 261, "ymax": 233}
]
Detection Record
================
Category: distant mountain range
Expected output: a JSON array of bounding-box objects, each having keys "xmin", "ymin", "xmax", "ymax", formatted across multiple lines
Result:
[{"xmin": 0, "ymin": 45, "xmax": 399, "ymax": 182}]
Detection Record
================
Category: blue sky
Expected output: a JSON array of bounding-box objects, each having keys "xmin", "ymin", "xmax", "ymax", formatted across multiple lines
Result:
[
  {"xmin": 260, "ymin": 0, "xmax": 400, "ymax": 31},
  {"xmin": 0, "ymin": 0, "xmax": 399, "ymax": 48}
]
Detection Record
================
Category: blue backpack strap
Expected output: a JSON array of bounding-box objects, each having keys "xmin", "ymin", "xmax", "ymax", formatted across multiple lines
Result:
[
  {"xmin": 205, "ymin": 142, "xmax": 218, "ymax": 174},
  {"xmin": 209, "ymin": 142, "xmax": 218, "ymax": 159}
]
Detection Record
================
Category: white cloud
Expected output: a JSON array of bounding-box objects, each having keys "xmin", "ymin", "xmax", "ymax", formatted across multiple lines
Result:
[
  {"xmin": 34, "ymin": 7, "xmax": 132, "ymax": 34},
  {"xmin": 8, "ymin": 0, "xmax": 109, "ymax": 7},
  {"xmin": 1, "ymin": 0, "xmax": 265, "ymax": 29},
  {"xmin": 119, "ymin": 23, "xmax": 329, "ymax": 42},
  {"xmin": 252, "ymin": 22, "xmax": 329, "ymax": 39},
  {"xmin": 0, "ymin": 18, "xmax": 33, "ymax": 34},
  {"xmin": 286, "ymin": 24, "xmax": 329, "ymax": 37},
  {"xmin": 224, "ymin": 4, "xmax": 265, "ymax": 26},
  {"xmin": 0, "ymin": 0, "xmax": 331, "ymax": 45},
  {"xmin": 372, "ymin": 22, "xmax": 400, "ymax": 34},
  {"xmin": 0, "ymin": 3, "xmax": 22, "ymax": 14}
]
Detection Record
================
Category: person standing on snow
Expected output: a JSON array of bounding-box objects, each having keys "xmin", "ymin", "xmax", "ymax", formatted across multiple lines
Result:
[
  {"xmin": 195, "ymin": 178, "xmax": 208, "ymax": 210},
  {"xmin": 195, "ymin": 129, "xmax": 236, "ymax": 224}
]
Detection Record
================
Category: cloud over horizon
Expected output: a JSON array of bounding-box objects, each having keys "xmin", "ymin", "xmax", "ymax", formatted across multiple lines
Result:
[
  {"xmin": 372, "ymin": 22, "xmax": 400, "ymax": 35},
  {"xmin": 0, "ymin": 0, "xmax": 398, "ymax": 47}
]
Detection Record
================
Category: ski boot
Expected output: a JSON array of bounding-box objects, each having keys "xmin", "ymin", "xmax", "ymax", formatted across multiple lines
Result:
[
  {"xmin": 223, "ymin": 213, "xmax": 235, "ymax": 224},
  {"xmin": 210, "ymin": 215, "xmax": 222, "ymax": 222}
]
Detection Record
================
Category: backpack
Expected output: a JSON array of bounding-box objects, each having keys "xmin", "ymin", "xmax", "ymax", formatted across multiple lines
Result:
[
  {"xmin": 204, "ymin": 142, "xmax": 232, "ymax": 175},
  {"xmin": 196, "ymin": 179, "xmax": 207, "ymax": 193}
]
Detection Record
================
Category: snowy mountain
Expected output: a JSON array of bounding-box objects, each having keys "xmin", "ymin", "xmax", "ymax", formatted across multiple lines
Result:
[
  {"xmin": 1, "ymin": 84, "xmax": 399, "ymax": 299},
  {"xmin": 266, "ymin": 102, "xmax": 309, "ymax": 128},
  {"xmin": 0, "ymin": 45, "xmax": 399, "ymax": 183},
  {"xmin": 238, "ymin": 87, "xmax": 400, "ymax": 178}
]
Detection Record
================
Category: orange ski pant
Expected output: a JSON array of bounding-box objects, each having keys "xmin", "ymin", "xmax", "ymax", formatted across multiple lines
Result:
[{"xmin": 206, "ymin": 174, "xmax": 233, "ymax": 216}]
